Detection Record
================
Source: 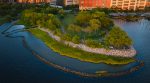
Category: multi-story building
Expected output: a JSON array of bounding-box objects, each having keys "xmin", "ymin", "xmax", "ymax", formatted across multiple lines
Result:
[
  {"xmin": 146, "ymin": 0, "xmax": 150, "ymax": 7},
  {"xmin": 78, "ymin": 0, "xmax": 147, "ymax": 10},
  {"xmin": 110, "ymin": 0, "xmax": 147, "ymax": 10},
  {"xmin": 79, "ymin": 0, "xmax": 111, "ymax": 10},
  {"xmin": 64, "ymin": 0, "xmax": 79, "ymax": 6}
]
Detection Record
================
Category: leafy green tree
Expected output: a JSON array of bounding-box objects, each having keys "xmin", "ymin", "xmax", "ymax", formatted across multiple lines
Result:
[
  {"xmin": 92, "ymin": 11, "xmax": 106, "ymax": 19},
  {"xmin": 54, "ymin": 29, "xmax": 62, "ymax": 36},
  {"xmin": 89, "ymin": 19, "xmax": 101, "ymax": 32},
  {"xmin": 67, "ymin": 24, "xmax": 81, "ymax": 33},
  {"xmin": 62, "ymin": 34, "xmax": 72, "ymax": 41},
  {"xmin": 20, "ymin": 9, "xmax": 61, "ymax": 30},
  {"xmin": 72, "ymin": 35, "xmax": 80, "ymax": 44},
  {"xmin": 75, "ymin": 11, "xmax": 91, "ymax": 26},
  {"xmin": 58, "ymin": 9, "xmax": 65, "ymax": 18},
  {"xmin": 85, "ymin": 39, "xmax": 102, "ymax": 48},
  {"xmin": 46, "ymin": 19, "xmax": 57, "ymax": 31},
  {"xmin": 83, "ymin": 26, "xmax": 93, "ymax": 33},
  {"xmin": 105, "ymin": 26, "xmax": 132, "ymax": 49}
]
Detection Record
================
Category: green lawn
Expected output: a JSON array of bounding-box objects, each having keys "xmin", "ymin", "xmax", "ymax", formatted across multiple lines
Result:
[
  {"xmin": 62, "ymin": 14, "xmax": 75, "ymax": 26},
  {"xmin": 28, "ymin": 28, "xmax": 135, "ymax": 65}
]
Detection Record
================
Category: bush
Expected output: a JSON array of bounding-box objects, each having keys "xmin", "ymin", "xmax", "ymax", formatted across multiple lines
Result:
[
  {"xmin": 54, "ymin": 29, "xmax": 62, "ymax": 36},
  {"xmin": 72, "ymin": 35, "xmax": 80, "ymax": 44},
  {"xmin": 67, "ymin": 24, "xmax": 81, "ymax": 33},
  {"xmin": 85, "ymin": 39, "xmax": 102, "ymax": 48},
  {"xmin": 61, "ymin": 34, "xmax": 72, "ymax": 41}
]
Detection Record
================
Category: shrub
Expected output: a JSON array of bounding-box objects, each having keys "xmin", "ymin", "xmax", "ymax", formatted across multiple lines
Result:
[
  {"xmin": 72, "ymin": 35, "xmax": 80, "ymax": 44},
  {"xmin": 85, "ymin": 39, "xmax": 102, "ymax": 48},
  {"xmin": 54, "ymin": 29, "xmax": 62, "ymax": 36},
  {"xmin": 61, "ymin": 34, "xmax": 72, "ymax": 41}
]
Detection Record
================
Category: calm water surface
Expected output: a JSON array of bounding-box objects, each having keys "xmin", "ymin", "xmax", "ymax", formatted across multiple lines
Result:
[{"xmin": 0, "ymin": 19, "xmax": 150, "ymax": 83}]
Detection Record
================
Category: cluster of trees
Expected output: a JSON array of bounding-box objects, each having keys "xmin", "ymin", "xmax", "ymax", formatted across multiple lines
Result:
[
  {"xmin": 0, "ymin": 3, "xmax": 24, "ymax": 24},
  {"xmin": 63, "ymin": 11, "xmax": 132, "ymax": 49},
  {"xmin": 0, "ymin": 2, "xmax": 64, "ymax": 25},
  {"xmin": 85, "ymin": 39, "xmax": 102, "ymax": 48},
  {"xmin": 20, "ymin": 9, "xmax": 61, "ymax": 31},
  {"xmin": 0, "ymin": 3, "xmax": 133, "ymax": 49},
  {"xmin": 18, "ymin": 7, "xmax": 133, "ymax": 49},
  {"xmin": 63, "ymin": 11, "xmax": 114, "ymax": 48},
  {"xmin": 61, "ymin": 33, "xmax": 80, "ymax": 44},
  {"xmin": 105, "ymin": 26, "xmax": 132, "ymax": 49},
  {"xmin": 33, "ymin": 6, "xmax": 61, "ymax": 14},
  {"xmin": 68, "ymin": 11, "xmax": 114, "ymax": 34},
  {"xmin": 0, "ymin": 3, "xmax": 37, "ymax": 17},
  {"xmin": 0, "ymin": 3, "xmax": 41, "ymax": 25}
]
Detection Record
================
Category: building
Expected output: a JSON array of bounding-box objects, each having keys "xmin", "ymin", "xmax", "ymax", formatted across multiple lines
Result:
[
  {"xmin": 110, "ymin": 0, "xmax": 147, "ymax": 10},
  {"xmin": 78, "ymin": 0, "xmax": 147, "ymax": 10},
  {"xmin": 64, "ymin": 0, "xmax": 79, "ymax": 6},
  {"xmin": 79, "ymin": 0, "xmax": 111, "ymax": 10},
  {"xmin": 146, "ymin": 0, "xmax": 150, "ymax": 7}
]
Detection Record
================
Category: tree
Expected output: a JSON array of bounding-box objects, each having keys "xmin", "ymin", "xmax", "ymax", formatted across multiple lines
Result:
[
  {"xmin": 75, "ymin": 11, "xmax": 91, "ymax": 26},
  {"xmin": 72, "ymin": 35, "xmax": 80, "ymax": 44},
  {"xmin": 67, "ymin": 24, "xmax": 81, "ymax": 33},
  {"xmin": 105, "ymin": 26, "xmax": 132, "ymax": 49},
  {"xmin": 92, "ymin": 11, "xmax": 106, "ymax": 19},
  {"xmin": 62, "ymin": 34, "xmax": 72, "ymax": 41},
  {"xmin": 85, "ymin": 39, "xmax": 102, "ymax": 48},
  {"xmin": 19, "ymin": 9, "xmax": 61, "ymax": 30},
  {"xmin": 83, "ymin": 26, "xmax": 93, "ymax": 33},
  {"xmin": 89, "ymin": 19, "xmax": 101, "ymax": 32}
]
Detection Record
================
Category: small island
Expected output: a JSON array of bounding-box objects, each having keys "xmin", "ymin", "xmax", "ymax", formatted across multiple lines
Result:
[
  {"xmin": 18, "ymin": 7, "xmax": 136, "ymax": 65},
  {"xmin": 0, "ymin": 3, "xmax": 136, "ymax": 65}
]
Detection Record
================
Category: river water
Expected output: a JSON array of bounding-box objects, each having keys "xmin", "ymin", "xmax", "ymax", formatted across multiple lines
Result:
[{"xmin": 0, "ymin": 19, "xmax": 150, "ymax": 83}]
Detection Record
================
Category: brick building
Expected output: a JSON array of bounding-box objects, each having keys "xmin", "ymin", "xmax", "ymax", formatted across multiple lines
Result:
[
  {"xmin": 79, "ymin": 0, "xmax": 111, "ymax": 10},
  {"xmin": 78, "ymin": 0, "xmax": 147, "ymax": 10},
  {"xmin": 111, "ymin": 0, "xmax": 146, "ymax": 10}
]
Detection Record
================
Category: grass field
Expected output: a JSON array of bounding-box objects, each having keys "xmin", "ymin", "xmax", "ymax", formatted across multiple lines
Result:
[
  {"xmin": 62, "ymin": 14, "xmax": 75, "ymax": 26},
  {"xmin": 28, "ymin": 28, "xmax": 135, "ymax": 65}
]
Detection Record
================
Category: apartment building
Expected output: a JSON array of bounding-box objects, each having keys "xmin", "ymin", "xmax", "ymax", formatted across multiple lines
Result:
[
  {"xmin": 79, "ymin": 0, "xmax": 111, "ymax": 10},
  {"xmin": 111, "ymin": 0, "xmax": 147, "ymax": 10},
  {"xmin": 146, "ymin": 0, "xmax": 150, "ymax": 7},
  {"xmin": 64, "ymin": 0, "xmax": 79, "ymax": 6}
]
